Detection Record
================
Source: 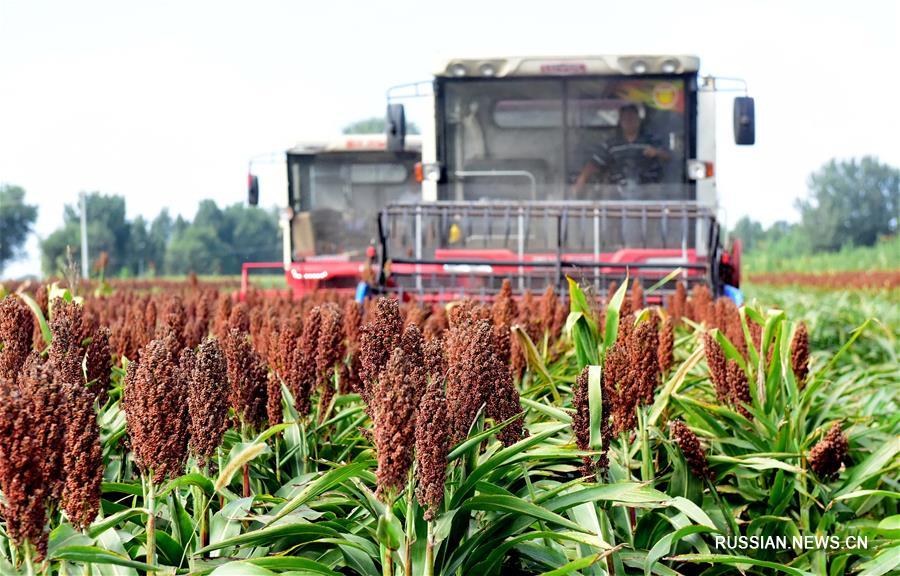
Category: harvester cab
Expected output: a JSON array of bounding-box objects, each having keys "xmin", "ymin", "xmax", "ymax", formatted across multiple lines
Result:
[
  {"xmin": 242, "ymin": 134, "xmax": 421, "ymax": 298},
  {"xmin": 377, "ymin": 55, "xmax": 754, "ymax": 302}
]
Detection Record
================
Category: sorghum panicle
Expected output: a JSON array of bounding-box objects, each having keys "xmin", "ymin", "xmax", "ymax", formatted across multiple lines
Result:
[
  {"xmin": 123, "ymin": 334, "xmax": 191, "ymax": 482},
  {"xmin": 670, "ymin": 420, "xmax": 714, "ymax": 481},
  {"xmin": 224, "ymin": 328, "xmax": 268, "ymax": 430},
  {"xmin": 658, "ymin": 317, "xmax": 674, "ymax": 375},
  {"xmin": 359, "ymin": 297, "xmax": 402, "ymax": 407},
  {"xmin": 85, "ymin": 326, "xmax": 111, "ymax": 406},
  {"xmin": 293, "ymin": 306, "xmax": 322, "ymax": 416},
  {"xmin": 188, "ymin": 337, "xmax": 230, "ymax": 465},
  {"xmin": 60, "ymin": 377, "xmax": 103, "ymax": 531},
  {"xmin": 0, "ymin": 296, "xmax": 34, "ymax": 383},
  {"xmin": 373, "ymin": 345, "xmax": 422, "ymax": 498},
  {"xmin": 48, "ymin": 299, "xmax": 85, "ymax": 388},
  {"xmin": 415, "ymin": 370, "xmax": 450, "ymax": 520},
  {"xmin": 491, "ymin": 279, "xmax": 516, "ymax": 364},
  {"xmin": 808, "ymin": 422, "xmax": 850, "ymax": 480},
  {"xmin": 791, "ymin": 322, "xmax": 810, "ymax": 385}
]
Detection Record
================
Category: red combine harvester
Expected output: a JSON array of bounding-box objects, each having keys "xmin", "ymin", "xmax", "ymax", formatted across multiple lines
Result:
[
  {"xmin": 378, "ymin": 55, "xmax": 754, "ymax": 302},
  {"xmin": 243, "ymin": 134, "xmax": 421, "ymax": 299}
]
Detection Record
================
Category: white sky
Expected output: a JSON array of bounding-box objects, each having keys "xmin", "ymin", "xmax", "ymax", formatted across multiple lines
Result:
[{"xmin": 2, "ymin": 0, "xmax": 898, "ymax": 278}]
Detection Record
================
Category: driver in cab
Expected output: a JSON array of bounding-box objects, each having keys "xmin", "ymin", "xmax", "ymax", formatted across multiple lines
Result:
[{"xmin": 573, "ymin": 104, "xmax": 671, "ymax": 198}]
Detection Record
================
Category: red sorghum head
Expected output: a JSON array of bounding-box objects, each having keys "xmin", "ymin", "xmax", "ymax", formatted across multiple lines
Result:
[
  {"xmin": 658, "ymin": 317, "xmax": 674, "ymax": 375},
  {"xmin": 415, "ymin": 366, "xmax": 450, "ymax": 520},
  {"xmin": 224, "ymin": 328, "xmax": 268, "ymax": 430},
  {"xmin": 808, "ymin": 422, "xmax": 850, "ymax": 480},
  {"xmin": 359, "ymin": 297, "xmax": 402, "ymax": 407},
  {"xmin": 48, "ymin": 298, "xmax": 85, "ymax": 388},
  {"xmin": 84, "ymin": 326, "xmax": 111, "ymax": 406},
  {"xmin": 572, "ymin": 366, "xmax": 612, "ymax": 479},
  {"xmin": 0, "ymin": 295, "xmax": 34, "ymax": 383},
  {"xmin": 187, "ymin": 336, "xmax": 230, "ymax": 465},
  {"xmin": 791, "ymin": 322, "xmax": 810, "ymax": 386},
  {"xmin": 670, "ymin": 420, "xmax": 714, "ymax": 481},
  {"xmin": 492, "ymin": 279, "xmax": 517, "ymax": 364},
  {"xmin": 293, "ymin": 306, "xmax": 322, "ymax": 416},
  {"xmin": 122, "ymin": 334, "xmax": 191, "ymax": 482},
  {"xmin": 0, "ymin": 374, "xmax": 54, "ymax": 559},
  {"xmin": 60, "ymin": 375, "xmax": 103, "ymax": 531},
  {"xmin": 373, "ymin": 344, "xmax": 422, "ymax": 499}
]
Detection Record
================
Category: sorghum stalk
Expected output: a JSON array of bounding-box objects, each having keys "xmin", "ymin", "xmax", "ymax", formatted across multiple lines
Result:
[
  {"xmin": 424, "ymin": 520, "xmax": 436, "ymax": 576},
  {"xmin": 144, "ymin": 472, "xmax": 157, "ymax": 575}
]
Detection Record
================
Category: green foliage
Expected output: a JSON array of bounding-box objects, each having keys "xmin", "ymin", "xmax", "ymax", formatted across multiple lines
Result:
[
  {"xmin": 39, "ymin": 194, "xmax": 281, "ymax": 277},
  {"xmin": 745, "ymin": 235, "xmax": 900, "ymax": 274},
  {"xmin": 342, "ymin": 116, "xmax": 421, "ymax": 135},
  {"xmin": 0, "ymin": 184, "xmax": 39, "ymax": 272},
  {"xmin": 798, "ymin": 156, "xmax": 899, "ymax": 252}
]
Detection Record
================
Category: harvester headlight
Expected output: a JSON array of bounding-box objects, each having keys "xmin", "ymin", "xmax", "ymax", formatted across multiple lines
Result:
[
  {"xmin": 631, "ymin": 60, "xmax": 648, "ymax": 74},
  {"xmin": 687, "ymin": 159, "xmax": 715, "ymax": 180},
  {"xmin": 449, "ymin": 63, "xmax": 468, "ymax": 77},
  {"xmin": 422, "ymin": 162, "xmax": 442, "ymax": 182},
  {"xmin": 479, "ymin": 63, "xmax": 497, "ymax": 77},
  {"xmin": 660, "ymin": 59, "xmax": 679, "ymax": 73}
]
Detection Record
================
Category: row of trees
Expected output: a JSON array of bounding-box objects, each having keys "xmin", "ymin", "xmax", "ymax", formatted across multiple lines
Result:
[
  {"xmin": 0, "ymin": 185, "xmax": 38, "ymax": 273},
  {"xmin": 732, "ymin": 156, "xmax": 898, "ymax": 255},
  {"xmin": 40, "ymin": 194, "xmax": 280, "ymax": 277}
]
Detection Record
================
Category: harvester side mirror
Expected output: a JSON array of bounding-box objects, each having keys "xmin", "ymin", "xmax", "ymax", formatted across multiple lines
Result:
[
  {"xmin": 248, "ymin": 174, "xmax": 259, "ymax": 206},
  {"xmin": 733, "ymin": 96, "xmax": 755, "ymax": 145},
  {"xmin": 386, "ymin": 103, "xmax": 406, "ymax": 152}
]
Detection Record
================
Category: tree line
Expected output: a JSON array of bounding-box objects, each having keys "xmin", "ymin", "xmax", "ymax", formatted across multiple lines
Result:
[
  {"xmin": 37, "ymin": 193, "xmax": 281, "ymax": 277},
  {"xmin": 731, "ymin": 156, "xmax": 897, "ymax": 258}
]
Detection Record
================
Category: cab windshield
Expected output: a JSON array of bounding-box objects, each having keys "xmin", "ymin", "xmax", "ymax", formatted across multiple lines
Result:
[
  {"xmin": 287, "ymin": 151, "xmax": 420, "ymax": 259},
  {"xmin": 440, "ymin": 76, "xmax": 690, "ymax": 202}
]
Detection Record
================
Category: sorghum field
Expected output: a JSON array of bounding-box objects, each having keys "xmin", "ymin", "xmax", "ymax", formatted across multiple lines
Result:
[{"xmin": 0, "ymin": 277, "xmax": 897, "ymax": 576}]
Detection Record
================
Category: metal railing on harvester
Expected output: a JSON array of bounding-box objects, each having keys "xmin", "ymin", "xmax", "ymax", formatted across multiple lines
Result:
[{"xmin": 377, "ymin": 200, "xmax": 721, "ymax": 301}]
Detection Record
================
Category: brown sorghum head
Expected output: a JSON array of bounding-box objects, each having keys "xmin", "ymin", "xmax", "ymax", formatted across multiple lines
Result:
[
  {"xmin": 808, "ymin": 422, "xmax": 850, "ymax": 480},
  {"xmin": 629, "ymin": 320, "xmax": 660, "ymax": 405},
  {"xmin": 791, "ymin": 322, "xmax": 810, "ymax": 385},
  {"xmin": 714, "ymin": 297, "xmax": 745, "ymax": 357},
  {"xmin": 343, "ymin": 300, "xmax": 363, "ymax": 348},
  {"xmin": 228, "ymin": 302, "xmax": 250, "ymax": 334},
  {"xmin": 0, "ymin": 295, "xmax": 34, "ymax": 382},
  {"xmin": 19, "ymin": 356, "xmax": 67, "ymax": 503},
  {"xmin": 267, "ymin": 371, "xmax": 283, "ymax": 426},
  {"xmin": 316, "ymin": 303, "xmax": 343, "ymax": 390},
  {"xmin": 703, "ymin": 333, "xmax": 729, "ymax": 405},
  {"xmin": 604, "ymin": 342, "xmax": 636, "ymax": 435},
  {"xmin": 292, "ymin": 306, "xmax": 322, "ymax": 416},
  {"xmin": 60, "ymin": 376, "xmax": 103, "ymax": 531},
  {"xmin": 631, "ymin": 281, "xmax": 645, "ymax": 312},
  {"xmin": 158, "ymin": 295, "xmax": 186, "ymax": 350},
  {"xmin": 572, "ymin": 366, "xmax": 612, "ymax": 479},
  {"xmin": 415, "ymin": 368, "xmax": 450, "ymax": 520},
  {"xmin": 359, "ymin": 297, "xmax": 402, "ymax": 404},
  {"xmin": 423, "ymin": 305, "xmax": 448, "ymax": 341},
  {"xmin": 374, "ymin": 344, "xmax": 422, "ymax": 499},
  {"xmin": 492, "ymin": 279, "xmax": 517, "ymax": 364},
  {"xmin": 85, "ymin": 326, "xmax": 111, "ymax": 406},
  {"xmin": 224, "ymin": 328, "xmax": 268, "ymax": 430},
  {"xmin": 726, "ymin": 361, "xmax": 752, "ymax": 418},
  {"xmin": 658, "ymin": 317, "xmax": 674, "ymax": 375},
  {"xmin": 188, "ymin": 336, "xmax": 230, "ymax": 465},
  {"xmin": 667, "ymin": 281, "xmax": 687, "ymax": 325},
  {"xmin": 399, "ymin": 324, "xmax": 426, "ymax": 403},
  {"xmin": 539, "ymin": 285, "xmax": 559, "ymax": 336},
  {"xmin": 48, "ymin": 298, "xmax": 85, "ymax": 387},
  {"xmin": 123, "ymin": 334, "xmax": 190, "ymax": 482},
  {"xmin": 670, "ymin": 420, "xmax": 713, "ymax": 481},
  {"xmin": 424, "ymin": 335, "xmax": 447, "ymax": 386},
  {"xmin": 0, "ymin": 374, "xmax": 53, "ymax": 559},
  {"xmin": 214, "ymin": 293, "xmax": 233, "ymax": 342}
]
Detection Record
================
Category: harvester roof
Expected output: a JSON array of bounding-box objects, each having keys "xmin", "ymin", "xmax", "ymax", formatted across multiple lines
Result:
[
  {"xmin": 434, "ymin": 55, "xmax": 699, "ymax": 78},
  {"xmin": 287, "ymin": 134, "xmax": 422, "ymax": 155}
]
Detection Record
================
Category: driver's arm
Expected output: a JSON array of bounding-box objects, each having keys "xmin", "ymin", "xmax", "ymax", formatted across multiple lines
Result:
[{"xmin": 572, "ymin": 162, "xmax": 600, "ymax": 198}]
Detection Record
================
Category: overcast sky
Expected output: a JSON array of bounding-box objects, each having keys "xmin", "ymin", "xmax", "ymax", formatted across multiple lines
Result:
[{"xmin": 2, "ymin": 0, "xmax": 898, "ymax": 278}]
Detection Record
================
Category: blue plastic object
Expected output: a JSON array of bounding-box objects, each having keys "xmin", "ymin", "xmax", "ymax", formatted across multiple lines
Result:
[
  {"xmin": 723, "ymin": 284, "xmax": 744, "ymax": 306},
  {"xmin": 355, "ymin": 281, "xmax": 369, "ymax": 303}
]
